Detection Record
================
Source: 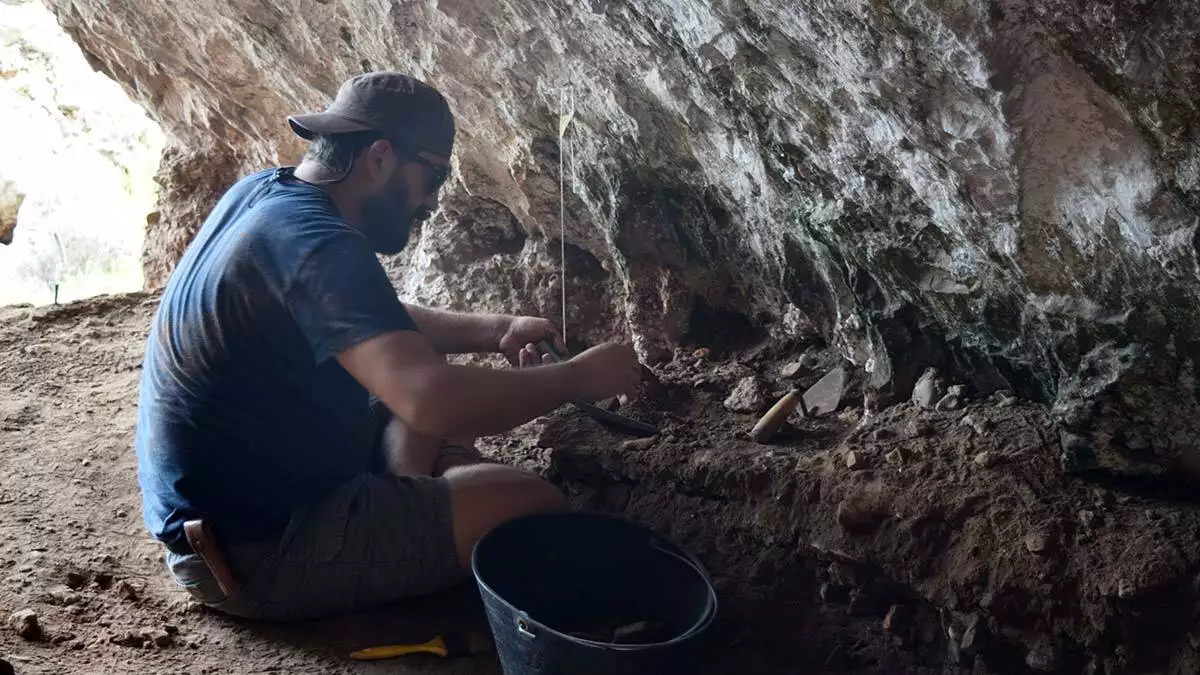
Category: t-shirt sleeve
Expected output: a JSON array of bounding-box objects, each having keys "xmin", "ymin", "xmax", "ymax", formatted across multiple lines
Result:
[{"xmin": 281, "ymin": 228, "xmax": 417, "ymax": 364}]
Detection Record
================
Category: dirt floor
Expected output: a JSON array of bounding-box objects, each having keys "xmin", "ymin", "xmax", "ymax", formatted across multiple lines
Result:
[{"xmin": 2, "ymin": 292, "xmax": 1199, "ymax": 674}]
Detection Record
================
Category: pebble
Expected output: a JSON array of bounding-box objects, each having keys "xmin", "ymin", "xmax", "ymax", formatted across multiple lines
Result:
[
  {"xmin": 885, "ymin": 448, "xmax": 905, "ymax": 466},
  {"xmin": 111, "ymin": 631, "xmax": 145, "ymax": 648},
  {"xmin": 779, "ymin": 360, "xmax": 807, "ymax": 379},
  {"xmin": 115, "ymin": 579, "xmax": 140, "ymax": 601},
  {"xmin": 1025, "ymin": 636, "xmax": 1064, "ymax": 672},
  {"xmin": 1024, "ymin": 531, "xmax": 1054, "ymax": 556},
  {"xmin": 692, "ymin": 348, "xmax": 710, "ymax": 360},
  {"xmin": 8, "ymin": 609, "xmax": 42, "ymax": 641},
  {"xmin": 935, "ymin": 393, "xmax": 961, "ymax": 411},
  {"xmin": 996, "ymin": 395, "xmax": 1017, "ymax": 408},
  {"xmin": 620, "ymin": 437, "xmax": 657, "ymax": 452},
  {"xmin": 1117, "ymin": 578, "xmax": 1134, "ymax": 598},
  {"xmin": 905, "ymin": 418, "xmax": 935, "ymax": 438},
  {"xmin": 959, "ymin": 615, "xmax": 984, "ymax": 656},
  {"xmin": 144, "ymin": 628, "xmax": 173, "ymax": 648},
  {"xmin": 961, "ymin": 415, "xmax": 988, "ymax": 436},
  {"xmin": 947, "ymin": 384, "xmax": 968, "ymax": 398},
  {"xmin": 844, "ymin": 451, "xmax": 867, "ymax": 470},
  {"xmin": 1077, "ymin": 510, "xmax": 1096, "ymax": 529},
  {"xmin": 48, "ymin": 584, "xmax": 81, "ymax": 606},
  {"xmin": 973, "ymin": 451, "xmax": 997, "ymax": 468},
  {"xmin": 723, "ymin": 376, "xmax": 768, "ymax": 413}
]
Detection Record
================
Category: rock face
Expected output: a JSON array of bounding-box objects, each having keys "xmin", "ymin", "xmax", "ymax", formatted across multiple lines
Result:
[
  {"xmin": 42, "ymin": 0, "xmax": 1200, "ymax": 476},
  {"xmin": 0, "ymin": 178, "xmax": 22, "ymax": 245}
]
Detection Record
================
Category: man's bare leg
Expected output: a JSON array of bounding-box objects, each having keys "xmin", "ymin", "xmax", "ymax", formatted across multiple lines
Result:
[{"xmin": 443, "ymin": 463, "xmax": 568, "ymax": 571}]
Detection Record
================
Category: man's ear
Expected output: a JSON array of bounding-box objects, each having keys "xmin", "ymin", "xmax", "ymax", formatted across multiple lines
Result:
[{"xmin": 361, "ymin": 139, "xmax": 396, "ymax": 188}]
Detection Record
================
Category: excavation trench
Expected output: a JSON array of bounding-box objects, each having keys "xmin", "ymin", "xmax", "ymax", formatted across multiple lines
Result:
[{"xmin": 483, "ymin": 337, "xmax": 1200, "ymax": 675}]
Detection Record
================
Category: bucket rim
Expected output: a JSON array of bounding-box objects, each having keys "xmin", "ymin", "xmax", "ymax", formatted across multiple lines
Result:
[{"xmin": 470, "ymin": 510, "xmax": 718, "ymax": 652}]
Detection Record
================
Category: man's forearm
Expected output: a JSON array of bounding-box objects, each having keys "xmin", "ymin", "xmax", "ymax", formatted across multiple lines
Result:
[
  {"xmin": 404, "ymin": 361, "xmax": 577, "ymax": 438},
  {"xmin": 403, "ymin": 303, "xmax": 504, "ymax": 355}
]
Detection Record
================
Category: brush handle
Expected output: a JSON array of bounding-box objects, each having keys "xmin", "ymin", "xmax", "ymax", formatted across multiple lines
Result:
[{"xmin": 350, "ymin": 636, "xmax": 448, "ymax": 660}]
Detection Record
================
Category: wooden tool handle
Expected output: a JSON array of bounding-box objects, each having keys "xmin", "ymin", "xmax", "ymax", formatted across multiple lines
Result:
[{"xmin": 750, "ymin": 388, "xmax": 804, "ymax": 444}]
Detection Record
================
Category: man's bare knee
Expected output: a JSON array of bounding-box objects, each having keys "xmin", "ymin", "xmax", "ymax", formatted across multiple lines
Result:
[{"xmin": 445, "ymin": 464, "xmax": 566, "ymax": 570}]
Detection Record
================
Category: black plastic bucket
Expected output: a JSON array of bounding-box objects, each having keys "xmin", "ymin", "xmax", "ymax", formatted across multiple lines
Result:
[{"xmin": 471, "ymin": 511, "xmax": 717, "ymax": 675}]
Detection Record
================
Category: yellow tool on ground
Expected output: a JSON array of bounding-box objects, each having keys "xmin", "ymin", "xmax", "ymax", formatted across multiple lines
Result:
[{"xmin": 349, "ymin": 632, "xmax": 492, "ymax": 661}]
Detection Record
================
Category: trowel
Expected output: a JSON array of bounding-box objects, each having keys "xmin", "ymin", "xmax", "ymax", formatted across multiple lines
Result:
[{"xmin": 749, "ymin": 366, "xmax": 847, "ymax": 444}]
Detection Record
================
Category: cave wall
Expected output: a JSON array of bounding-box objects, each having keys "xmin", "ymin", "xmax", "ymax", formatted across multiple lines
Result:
[{"xmin": 43, "ymin": 0, "xmax": 1200, "ymax": 476}]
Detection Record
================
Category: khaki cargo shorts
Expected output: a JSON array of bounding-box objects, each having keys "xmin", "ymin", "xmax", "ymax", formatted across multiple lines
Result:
[{"xmin": 164, "ymin": 472, "xmax": 462, "ymax": 621}]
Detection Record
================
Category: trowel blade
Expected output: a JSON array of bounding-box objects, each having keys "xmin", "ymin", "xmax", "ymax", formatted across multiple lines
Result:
[{"xmin": 802, "ymin": 366, "xmax": 847, "ymax": 417}]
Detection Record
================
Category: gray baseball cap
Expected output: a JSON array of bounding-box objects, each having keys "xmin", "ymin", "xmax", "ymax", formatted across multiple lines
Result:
[{"xmin": 287, "ymin": 72, "xmax": 455, "ymax": 157}]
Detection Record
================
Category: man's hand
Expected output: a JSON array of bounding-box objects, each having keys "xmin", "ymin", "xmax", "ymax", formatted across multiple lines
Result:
[
  {"xmin": 566, "ymin": 342, "xmax": 642, "ymax": 402},
  {"xmin": 496, "ymin": 315, "xmax": 566, "ymax": 366}
]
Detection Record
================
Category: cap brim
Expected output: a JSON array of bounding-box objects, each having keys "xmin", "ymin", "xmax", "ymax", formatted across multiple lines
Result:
[{"xmin": 287, "ymin": 112, "xmax": 376, "ymax": 140}]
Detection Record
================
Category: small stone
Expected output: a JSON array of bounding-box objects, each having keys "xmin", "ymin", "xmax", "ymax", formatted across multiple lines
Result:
[
  {"xmin": 779, "ymin": 360, "xmax": 807, "ymax": 379},
  {"xmin": 845, "ymin": 451, "xmax": 867, "ymax": 470},
  {"xmin": 961, "ymin": 415, "xmax": 988, "ymax": 435},
  {"xmin": 115, "ymin": 509, "xmax": 128, "ymax": 518},
  {"xmin": 885, "ymin": 448, "xmax": 905, "ymax": 465},
  {"xmin": 164, "ymin": 624, "xmax": 179, "ymax": 635},
  {"xmin": 905, "ymin": 418, "xmax": 935, "ymax": 437},
  {"xmin": 959, "ymin": 615, "xmax": 984, "ymax": 655},
  {"xmin": 147, "ymin": 629, "xmax": 173, "ymax": 648},
  {"xmin": 81, "ymin": 458, "xmax": 91, "ymax": 467},
  {"xmin": 935, "ymin": 393, "xmax": 961, "ymax": 411},
  {"xmin": 620, "ymin": 436, "xmax": 657, "ymax": 452},
  {"xmin": 111, "ymin": 631, "xmax": 145, "ymax": 648},
  {"xmin": 911, "ymin": 368, "xmax": 946, "ymax": 409},
  {"xmin": 882, "ymin": 604, "xmax": 910, "ymax": 639},
  {"xmin": 723, "ymin": 376, "xmax": 768, "ymax": 413},
  {"xmin": 48, "ymin": 584, "xmax": 81, "ymax": 606},
  {"xmin": 51, "ymin": 631, "xmax": 76, "ymax": 644},
  {"xmin": 948, "ymin": 384, "xmax": 968, "ymax": 398},
  {"xmin": 1024, "ymin": 531, "xmax": 1055, "ymax": 556},
  {"xmin": 692, "ymin": 347, "xmax": 710, "ymax": 360},
  {"xmin": 115, "ymin": 579, "xmax": 140, "ymax": 601},
  {"xmin": 1025, "ymin": 636, "xmax": 1064, "ymax": 672},
  {"xmin": 996, "ymin": 395, "xmax": 1017, "ymax": 408},
  {"xmin": 1117, "ymin": 578, "xmax": 1134, "ymax": 598},
  {"xmin": 973, "ymin": 451, "xmax": 997, "ymax": 468},
  {"xmin": 69, "ymin": 638, "xmax": 86, "ymax": 650},
  {"xmin": 1078, "ymin": 510, "xmax": 1096, "ymax": 529},
  {"xmin": 8, "ymin": 609, "xmax": 42, "ymax": 641}
]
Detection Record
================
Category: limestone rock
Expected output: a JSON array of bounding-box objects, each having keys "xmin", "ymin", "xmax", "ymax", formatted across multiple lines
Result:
[
  {"xmin": 7, "ymin": 608, "xmax": 41, "ymax": 641},
  {"xmin": 0, "ymin": 177, "xmax": 22, "ymax": 246},
  {"xmin": 912, "ymin": 369, "xmax": 946, "ymax": 410},
  {"xmin": 724, "ymin": 376, "xmax": 767, "ymax": 413},
  {"xmin": 38, "ymin": 0, "xmax": 1200, "ymax": 482}
]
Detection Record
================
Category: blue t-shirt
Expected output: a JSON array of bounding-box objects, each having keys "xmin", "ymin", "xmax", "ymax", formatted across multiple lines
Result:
[{"xmin": 134, "ymin": 167, "xmax": 417, "ymax": 549}]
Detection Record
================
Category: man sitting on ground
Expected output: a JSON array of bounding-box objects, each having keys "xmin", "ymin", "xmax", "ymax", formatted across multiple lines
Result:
[{"xmin": 133, "ymin": 71, "xmax": 641, "ymax": 621}]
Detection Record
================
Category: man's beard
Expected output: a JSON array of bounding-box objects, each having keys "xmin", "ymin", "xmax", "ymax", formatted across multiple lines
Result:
[{"xmin": 358, "ymin": 175, "xmax": 423, "ymax": 255}]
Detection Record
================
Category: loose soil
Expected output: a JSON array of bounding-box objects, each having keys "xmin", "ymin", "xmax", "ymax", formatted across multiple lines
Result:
[{"xmin": 1, "ymin": 292, "xmax": 1199, "ymax": 674}]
